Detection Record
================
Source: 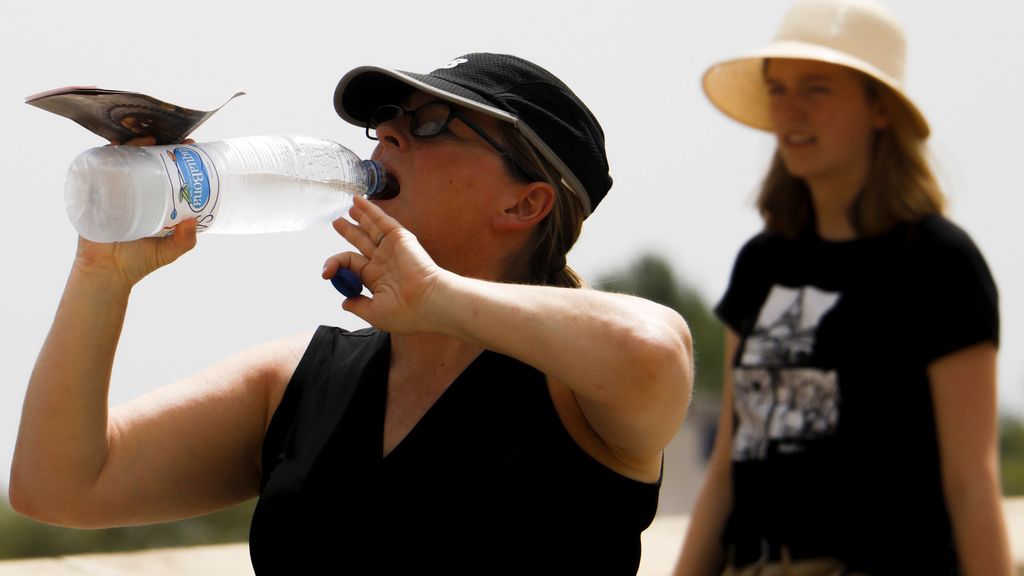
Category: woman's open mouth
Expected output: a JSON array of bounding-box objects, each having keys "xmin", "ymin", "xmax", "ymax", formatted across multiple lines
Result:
[{"xmin": 369, "ymin": 170, "xmax": 401, "ymax": 200}]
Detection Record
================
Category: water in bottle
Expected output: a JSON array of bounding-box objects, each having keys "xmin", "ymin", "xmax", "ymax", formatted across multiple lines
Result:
[{"xmin": 64, "ymin": 134, "xmax": 388, "ymax": 242}]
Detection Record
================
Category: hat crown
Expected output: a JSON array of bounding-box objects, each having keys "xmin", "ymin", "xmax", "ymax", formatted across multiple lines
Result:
[
  {"xmin": 775, "ymin": 0, "xmax": 907, "ymax": 85},
  {"xmin": 429, "ymin": 53, "xmax": 562, "ymax": 97},
  {"xmin": 429, "ymin": 53, "xmax": 612, "ymax": 213}
]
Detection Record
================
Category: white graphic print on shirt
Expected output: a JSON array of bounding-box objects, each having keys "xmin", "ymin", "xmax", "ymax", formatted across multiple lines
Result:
[{"xmin": 732, "ymin": 285, "xmax": 841, "ymax": 461}]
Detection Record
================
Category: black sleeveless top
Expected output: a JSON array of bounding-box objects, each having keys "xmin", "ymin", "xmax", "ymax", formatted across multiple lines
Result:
[{"xmin": 249, "ymin": 326, "xmax": 660, "ymax": 575}]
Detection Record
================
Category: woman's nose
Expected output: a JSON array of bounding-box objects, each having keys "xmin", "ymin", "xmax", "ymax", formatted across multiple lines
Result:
[
  {"xmin": 372, "ymin": 116, "xmax": 411, "ymax": 151},
  {"xmin": 770, "ymin": 93, "xmax": 805, "ymax": 124}
]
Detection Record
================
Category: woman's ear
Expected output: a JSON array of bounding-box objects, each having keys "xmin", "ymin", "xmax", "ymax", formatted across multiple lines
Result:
[{"xmin": 492, "ymin": 182, "xmax": 556, "ymax": 232}]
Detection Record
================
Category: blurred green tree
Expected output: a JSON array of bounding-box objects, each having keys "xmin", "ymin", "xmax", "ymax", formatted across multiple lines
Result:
[
  {"xmin": 596, "ymin": 253, "xmax": 724, "ymax": 399},
  {"xmin": 0, "ymin": 498, "xmax": 255, "ymax": 559},
  {"xmin": 1000, "ymin": 414, "xmax": 1024, "ymax": 496}
]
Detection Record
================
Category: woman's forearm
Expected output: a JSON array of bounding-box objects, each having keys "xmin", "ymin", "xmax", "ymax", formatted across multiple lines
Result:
[
  {"xmin": 947, "ymin": 471, "xmax": 1014, "ymax": 576},
  {"xmin": 430, "ymin": 272, "xmax": 692, "ymax": 410},
  {"xmin": 929, "ymin": 343, "xmax": 1014, "ymax": 575}
]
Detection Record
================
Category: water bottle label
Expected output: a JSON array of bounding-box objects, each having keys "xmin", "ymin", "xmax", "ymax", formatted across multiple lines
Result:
[{"xmin": 156, "ymin": 145, "xmax": 220, "ymax": 234}]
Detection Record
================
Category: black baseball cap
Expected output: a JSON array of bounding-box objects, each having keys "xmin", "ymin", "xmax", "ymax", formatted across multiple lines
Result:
[{"xmin": 334, "ymin": 53, "xmax": 612, "ymax": 216}]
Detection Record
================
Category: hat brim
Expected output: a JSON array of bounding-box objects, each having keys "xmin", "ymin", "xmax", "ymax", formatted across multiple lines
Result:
[
  {"xmin": 334, "ymin": 66, "xmax": 518, "ymax": 128},
  {"xmin": 703, "ymin": 40, "xmax": 930, "ymax": 138},
  {"xmin": 334, "ymin": 65, "xmax": 594, "ymax": 215}
]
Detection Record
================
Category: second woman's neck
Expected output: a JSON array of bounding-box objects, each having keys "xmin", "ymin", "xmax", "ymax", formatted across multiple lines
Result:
[{"xmin": 807, "ymin": 173, "xmax": 866, "ymax": 242}]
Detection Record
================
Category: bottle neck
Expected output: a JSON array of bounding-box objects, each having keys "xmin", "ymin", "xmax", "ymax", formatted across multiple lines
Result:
[{"xmin": 362, "ymin": 159, "xmax": 388, "ymax": 198}]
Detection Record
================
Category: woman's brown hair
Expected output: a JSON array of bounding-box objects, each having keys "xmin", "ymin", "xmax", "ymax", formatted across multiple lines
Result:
[{"xmin": 500, "ymin": 124, "xmax": 588, "ymax": 288}]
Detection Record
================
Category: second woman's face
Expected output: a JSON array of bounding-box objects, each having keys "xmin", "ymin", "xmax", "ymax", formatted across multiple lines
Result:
[{"xmin": 765, "ymin": 59, "xmax": 887, "ymax": 187}]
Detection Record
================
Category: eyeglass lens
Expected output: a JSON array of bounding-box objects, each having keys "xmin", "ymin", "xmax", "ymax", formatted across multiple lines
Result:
[
  {"xmin": 363, "ymin": 102, "xmax": 538, "ymax": 183},
  {"xmin": 367, "ymin": 102, "xmax": 454, "ymax": 140}
]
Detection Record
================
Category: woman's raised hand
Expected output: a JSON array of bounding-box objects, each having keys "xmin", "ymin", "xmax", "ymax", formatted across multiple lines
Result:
[{"xmin": 323, "ymin": 195, "xmax": 448, "ymax": 334}]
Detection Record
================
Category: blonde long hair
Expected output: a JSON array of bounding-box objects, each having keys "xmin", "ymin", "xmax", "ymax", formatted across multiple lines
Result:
[{"xmin": 757, "ymin": 74, "xmax": 945, "ymax": 238}]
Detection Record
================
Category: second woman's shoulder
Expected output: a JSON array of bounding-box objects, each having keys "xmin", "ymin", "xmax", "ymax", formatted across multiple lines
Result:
[
  {"xmin": 730, "ymin": 230, "xmax": 801, "ymax": 275},
  {"xmin": 739, "ymin": 230, "xmax": 777, "ymax": 250},
  {"xmin": 898, "ymin": 216, "xmax": 1000, "ymax": 358},
  {"xmin": 734, "ymin": 230, "xmax": 782, "ymax": 261},
  {"xmin": 899, "ymin": 214, "xmax": 994, "ymax": 273},
  {"xmin": 906, "ymin": 214, "xmax": 982, "ymax": 253},
  {"xmin": 901, "ymin": 213, "xmax": 998, "ymax": 298}
]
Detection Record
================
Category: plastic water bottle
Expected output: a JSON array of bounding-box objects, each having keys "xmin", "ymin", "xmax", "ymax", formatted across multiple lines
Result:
[{"xmin": 64, "ymin": 134, "xmax": 388, "ymax": 243}]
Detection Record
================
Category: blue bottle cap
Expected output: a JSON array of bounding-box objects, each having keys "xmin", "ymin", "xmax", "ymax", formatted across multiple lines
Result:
[{"xmin": 331, "ymin": 268, "xmax": 363, "ymax": 297}]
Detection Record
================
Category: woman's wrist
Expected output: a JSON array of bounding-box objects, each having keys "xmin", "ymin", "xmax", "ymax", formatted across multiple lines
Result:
[
  {"xmin": 68, "ymin": 257, "xmax": 135, "ymax": 303},
  {"xmin": 420, "ymin": 268, "xmax": 473, "ymax": 338}
]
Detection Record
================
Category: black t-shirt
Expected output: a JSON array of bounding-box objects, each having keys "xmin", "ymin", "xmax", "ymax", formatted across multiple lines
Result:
[
  {"xmin": 249, "ymin": 327, "xmax": 660, "ymax": 575},
  {"xmin": 716, "ymin": 215, "xmax": 998, "ymax": 575}
]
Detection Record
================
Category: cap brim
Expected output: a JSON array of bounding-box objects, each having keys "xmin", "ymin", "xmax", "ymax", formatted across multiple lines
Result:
[
  {"xmin": 334, "ymin": 66, "xmax": 518, "ymax": 127},
  {"xmin": 703, "ymin": 41, "xmax": 930, "ymax": 138}
]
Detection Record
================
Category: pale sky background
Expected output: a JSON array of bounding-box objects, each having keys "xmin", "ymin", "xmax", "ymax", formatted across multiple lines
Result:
[{"xmin": 1, "ymin": 0, "xmax": 1021, "ymax": 504}]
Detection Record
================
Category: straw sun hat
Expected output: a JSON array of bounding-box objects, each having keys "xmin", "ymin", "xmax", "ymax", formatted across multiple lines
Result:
[{"xmin": 703, "ymin": 0, "xmax": 930, "ymax": 137}]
